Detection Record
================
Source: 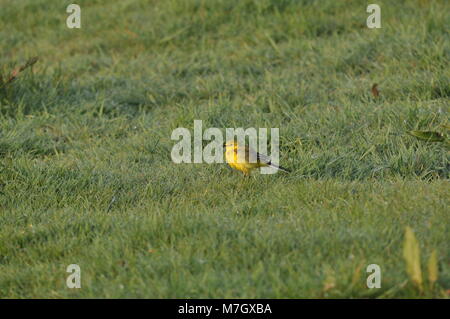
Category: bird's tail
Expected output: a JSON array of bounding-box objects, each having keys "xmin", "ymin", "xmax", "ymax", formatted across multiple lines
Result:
[{"xmin": 269, "ymin": 163, "xmax": 291, "ymax": 173}]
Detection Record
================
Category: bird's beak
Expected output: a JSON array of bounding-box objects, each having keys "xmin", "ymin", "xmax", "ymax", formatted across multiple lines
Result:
[{"xmin": 223, "ymin": 142, "xmax": 227, "ymax": 148}]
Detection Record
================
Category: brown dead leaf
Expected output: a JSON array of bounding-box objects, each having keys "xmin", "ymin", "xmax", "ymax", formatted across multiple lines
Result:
[
  {"xmin": 371, "ymin": 83, "xmax": 380, "ymax": 98},
  {"xmin": 124, "ymin": 29, "xmax": 138, "ymax": 38}
]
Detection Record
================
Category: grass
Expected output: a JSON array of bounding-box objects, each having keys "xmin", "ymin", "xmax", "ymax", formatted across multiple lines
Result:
[{"xmin": 0, "ymin": 0, "xmax": 449, "ymax": 298}]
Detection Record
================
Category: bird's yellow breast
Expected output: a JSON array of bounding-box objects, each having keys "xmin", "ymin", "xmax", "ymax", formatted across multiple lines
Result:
[{"xmin": 225, "ymin": 146, "xmax": 263, "ymax": 175}]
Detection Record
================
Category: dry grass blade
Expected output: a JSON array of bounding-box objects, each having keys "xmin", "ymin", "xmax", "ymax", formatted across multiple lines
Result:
[
  {"xmin": 427, "ymin": 250, "xmax": 438, "ymax": 287},
  {"xmin": 407, "ymin": 130, "xmax": 445, "ymax": 142},
  {"xmin": 403, "ymin": 226, "xmax": 423, "ymax": 291},
  {"xmin": 3, "ymin": 56, "xmax": 39, "ymax": 86}
]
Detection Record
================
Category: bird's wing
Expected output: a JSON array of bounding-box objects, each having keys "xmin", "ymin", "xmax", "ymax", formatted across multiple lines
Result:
[
  {"xmin": 256, "ymin": 151, "xmax": 271, "ymax": 164},
  {"xmin": 246, "ymin": 146, "xmax": 271, "ymax": 164},
  {"xmin": 246, "ymin": 145, "xmax": 290, "ymax": 172}
]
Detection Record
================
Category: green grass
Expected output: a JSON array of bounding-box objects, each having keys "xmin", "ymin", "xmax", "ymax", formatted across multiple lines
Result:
[{"xmin": 0, "ymin": 0, "xmax": 449, "ymax": 298}]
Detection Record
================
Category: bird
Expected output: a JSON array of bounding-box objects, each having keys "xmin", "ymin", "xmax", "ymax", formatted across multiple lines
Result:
[{"xmin": 223, "ymin": 140, "xmax": 290, "ymax": 176}]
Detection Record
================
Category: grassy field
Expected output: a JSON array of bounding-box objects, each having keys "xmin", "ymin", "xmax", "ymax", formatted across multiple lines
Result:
[{"xmin": 0, "ymin": 0, "xmax": 449, "ymax": 298}]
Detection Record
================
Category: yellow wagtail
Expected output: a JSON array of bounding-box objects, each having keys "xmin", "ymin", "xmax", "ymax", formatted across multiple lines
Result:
[{"xmin": 223, "ymin": 140, "xmax": 290, "ymax": 176}]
